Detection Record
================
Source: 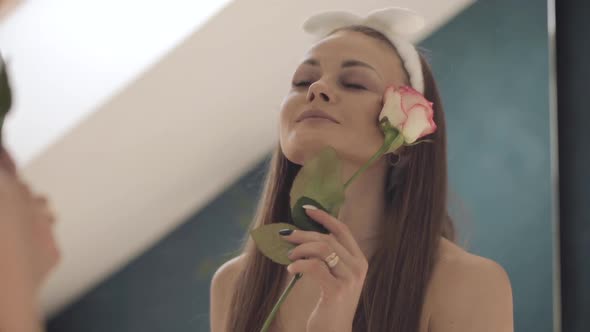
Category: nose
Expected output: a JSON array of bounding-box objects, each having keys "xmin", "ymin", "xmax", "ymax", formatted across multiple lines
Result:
[
  {"xmin": 306, "ymin": 80, "xmax": 335, "ymax": 104},
  {"xmin": 34, "ymin": 194, "xmax": 57, "ymax": 225}
]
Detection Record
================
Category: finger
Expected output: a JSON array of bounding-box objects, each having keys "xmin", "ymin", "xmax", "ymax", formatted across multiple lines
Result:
[
  {"xmin": 288, "ymin": 241, "xmax": 353, "ymax": 280},
  {"xmin": 287, "ymin": 258, "xmax": 341, "ymax": 299},
  {"xmin": 281, "ymin": 228, "xmax": 354, "ymax": 264},
  {"xmin": 301, "ymin": 205, "xmax": 364, "ymax": 258}
]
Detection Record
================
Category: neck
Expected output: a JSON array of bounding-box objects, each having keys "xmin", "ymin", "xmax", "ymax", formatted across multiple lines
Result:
[{"xmin": 337, "ymin": 159, "xmax": 389, "ymax": 260}]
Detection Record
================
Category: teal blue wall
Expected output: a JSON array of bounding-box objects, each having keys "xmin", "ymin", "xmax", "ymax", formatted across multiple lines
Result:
[
  {"xmin": 48, "ymin": 0, "xmax": 554, "ymax": 331},
  {"xmin": 47, "ymin": 163, "xmax": 266, "ymax": 331},
  {"xmin": 420, "ymin": 0, "xmax": 553, "ymax": 330}
]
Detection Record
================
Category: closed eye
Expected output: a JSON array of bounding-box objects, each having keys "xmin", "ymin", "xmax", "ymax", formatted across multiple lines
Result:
[
  {"xmin": 292, "ymin": 81, "xmax": 366, "ymax": 90},
  {"xmin": 343, "ymin": 83, "xmax": 366, "ymax": 90},
  {"xmin": 293, "ymin": 81, "xmax": 312, "ymax": 88}
]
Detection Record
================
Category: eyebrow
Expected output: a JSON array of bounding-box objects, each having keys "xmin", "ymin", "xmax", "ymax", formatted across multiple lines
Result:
[{"xmin": 302, "ymin": 58, "xmax": 380, "ymax": 76}]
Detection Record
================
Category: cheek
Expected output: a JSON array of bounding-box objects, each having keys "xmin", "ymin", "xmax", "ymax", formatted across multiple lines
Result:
[
  {"xmin": 341, "ymin": 97, "xmax": 384, "ymax": 155},
  {"xmin": 279, "ymin": 93, "xmax": 301, "ymax": 135},
  {"xmin": 346, "ymin": 97, "xmax": 382, "ymax": 132}
]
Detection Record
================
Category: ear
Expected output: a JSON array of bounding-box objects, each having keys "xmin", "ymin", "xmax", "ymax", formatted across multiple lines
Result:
[
  {"xmin": 364, "ymin": 7, "xmax": 425, "ymax": 37},
  {"xmin": 302, "ymin": 11, "xmax": 362, "ymax": 37},
  {"xmin": 386, "ymin": 152, "xmax": 400, "ymax": 167}
]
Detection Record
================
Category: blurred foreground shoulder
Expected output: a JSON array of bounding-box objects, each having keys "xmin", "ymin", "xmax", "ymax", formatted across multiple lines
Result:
[
  {"xmin": 428, "ymin": 238, "xmax": 514, "ymax": 332},
  {"xmin": 210, "ymin": 254, "xmax": 246, "ymax": 332}
]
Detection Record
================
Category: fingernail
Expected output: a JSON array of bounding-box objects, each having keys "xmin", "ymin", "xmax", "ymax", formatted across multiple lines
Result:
[
  {"xmin": 287, "ymin": 249, "xmax": 294, "ymax": 256},
  {"xmin": 302, "ymin": 205, "xmax": 318, "ymax": 210},
  {"xmin": 278, "ymin": 229, "xmax": 294, "ymax": 236}
]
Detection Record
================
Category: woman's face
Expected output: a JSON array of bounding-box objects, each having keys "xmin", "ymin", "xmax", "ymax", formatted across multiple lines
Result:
[{"xmin": 279, "ymin": 30, "xmax": 408, "ymax": 166}]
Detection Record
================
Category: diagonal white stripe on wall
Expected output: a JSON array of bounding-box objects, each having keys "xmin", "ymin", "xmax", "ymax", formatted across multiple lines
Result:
[{"xmin": 0, "ymin": 0, "xmax": 233, "ymax": 164}]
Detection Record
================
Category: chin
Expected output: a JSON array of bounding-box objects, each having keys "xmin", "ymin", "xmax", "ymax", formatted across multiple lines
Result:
[{"xmin": 282, "ymin": 136, "xmax": 336, "ymax": 166}]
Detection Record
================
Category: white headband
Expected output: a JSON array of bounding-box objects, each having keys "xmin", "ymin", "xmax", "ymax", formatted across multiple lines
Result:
[{"xmin": 302, "ymin": 7, "xmax": 426, "ymax": 94}]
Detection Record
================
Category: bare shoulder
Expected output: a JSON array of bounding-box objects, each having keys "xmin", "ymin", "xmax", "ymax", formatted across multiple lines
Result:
[
  {"xmin": 212, "ymin": 254, "xmax": 245, "ymax": 285},
  {"xmin": 210, "ymin": 254, "xmax": 246, "ymax": 332},
  {"xmin": 425, "ymin": 238, "xmax": 514, "ymax": 332}
]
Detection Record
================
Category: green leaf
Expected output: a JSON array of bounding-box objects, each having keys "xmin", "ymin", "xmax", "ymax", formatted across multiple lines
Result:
[
  {"xmin": 291, "ymin": 196, "xmax": 330, "ymax": 234},
  {"xmin": 250, "ymin": 223, "xmax": 299, "ymax": 265},
  {"xmin": 289, "ymin": 146, "xmax": 345, "ymax": 217}
]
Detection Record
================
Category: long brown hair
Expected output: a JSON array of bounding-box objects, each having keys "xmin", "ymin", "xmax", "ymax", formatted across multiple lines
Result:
[{"xmin": 226, "ymin": 26, "xmax": 455, "ymax": 332}]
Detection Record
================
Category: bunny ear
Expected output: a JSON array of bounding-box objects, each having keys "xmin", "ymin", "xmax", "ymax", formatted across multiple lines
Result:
[
  {"xmin": 300, "ymin": 7, "xmax": 426, "ymax": 94},
  {"xmin": 364, "ymin": 7, "xmax": 425, "ymax": 36},
  {"xmin": 302, "ymin": 11, "xmax": 363, "ymax": 36}
]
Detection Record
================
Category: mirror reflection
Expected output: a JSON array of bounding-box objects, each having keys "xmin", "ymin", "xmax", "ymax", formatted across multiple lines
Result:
[{"xmin": 0, "ymin": 0, "xmax": 555, "ymax": 331}]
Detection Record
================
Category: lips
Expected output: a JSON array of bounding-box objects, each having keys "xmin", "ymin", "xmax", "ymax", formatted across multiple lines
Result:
[{"xmin": 296, "ymin": 109, "xmax": 339, "ymax": 123}]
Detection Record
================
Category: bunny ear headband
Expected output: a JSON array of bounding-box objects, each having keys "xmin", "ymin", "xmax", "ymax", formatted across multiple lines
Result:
[{"xmin": 302, "ymin": 7, "xmax": 426, "ymax": 94}]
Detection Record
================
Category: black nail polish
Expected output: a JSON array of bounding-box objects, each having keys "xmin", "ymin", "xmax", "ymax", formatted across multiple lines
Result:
[{"xmin": 279, "ymin": 229, "xmax": 294, "ymax": 236}]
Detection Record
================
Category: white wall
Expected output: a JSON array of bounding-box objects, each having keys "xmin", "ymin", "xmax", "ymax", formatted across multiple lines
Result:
[{"xmin": 0, "ymin": 0, "xmax": 232, "ymax": 165}]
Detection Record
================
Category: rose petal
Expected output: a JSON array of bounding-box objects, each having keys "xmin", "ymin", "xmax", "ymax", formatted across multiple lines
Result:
[
  {"xmin": 379, "ymin": 87, "xmax": 406, "ymax": 127},
  {"xmin": 422, "ymin": 110, "xmax": 437, "ymax": 136},
  {"xmin": 402, "ymin": 95, "xmax": 429, "ymax": 118},
  {"xmin": 402, "ymin": 105, "xmax": 432, "ymax": 143},
  {"xmin": 379, "ymin": 85, "xmax": 437, "ymax": 141},
  {"xmin": 398, "ymin": 85, "xmax": 421, "ymax": 96}
]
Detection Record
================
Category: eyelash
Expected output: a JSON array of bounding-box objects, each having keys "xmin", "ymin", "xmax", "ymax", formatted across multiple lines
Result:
[
  {"xmin": 343, "ymin": 83, "xmax": 366, "ymax": 90},
  {"xmin": 292, "ymin": 81, "xmax": 366, "ymax": 90},
  {"xmin": 293, "ymin": 81, "xmax": 312, "ymax": 87}
]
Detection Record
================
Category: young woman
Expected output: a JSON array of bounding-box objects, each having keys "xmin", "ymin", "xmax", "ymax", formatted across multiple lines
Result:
[{"xmin": 211, "ymin": 8, "xmax": 513, "ymax": 332}]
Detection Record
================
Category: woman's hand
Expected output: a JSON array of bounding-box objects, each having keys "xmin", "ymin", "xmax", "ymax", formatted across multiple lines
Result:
[{"xmin": 280, "ymin": 205, "xmax": 368, "ymax": 332}]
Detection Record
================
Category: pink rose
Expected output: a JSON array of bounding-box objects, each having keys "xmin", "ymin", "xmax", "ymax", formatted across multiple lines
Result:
[{"xmin": 378, "ymin": 85, "xmax": 437, "ymax": 145}]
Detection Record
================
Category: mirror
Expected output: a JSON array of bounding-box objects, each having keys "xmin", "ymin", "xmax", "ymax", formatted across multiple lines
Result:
[{"xmin": 0, "ymin": 0, "xmax": 557, "ymax": 331}]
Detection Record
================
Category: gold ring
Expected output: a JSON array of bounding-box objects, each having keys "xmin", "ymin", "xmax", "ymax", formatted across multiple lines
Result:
[{"xmin": 324, "ymin": 252, "xmax": 339, "ymax": 268}]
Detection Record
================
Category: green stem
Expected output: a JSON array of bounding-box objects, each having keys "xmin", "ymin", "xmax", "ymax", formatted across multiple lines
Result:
[
  {"xmin": 260, "ymin": 273, "xmax": 303, "ymax": 332},
  {"xmin": 343, "ymin": 129, "xmax": 401, "ymax": 190}
]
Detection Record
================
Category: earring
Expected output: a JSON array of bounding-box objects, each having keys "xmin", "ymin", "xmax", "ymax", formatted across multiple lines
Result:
[{"xmin": 387, "ymin": 153, "xmax": 401, "ymax": 167}]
